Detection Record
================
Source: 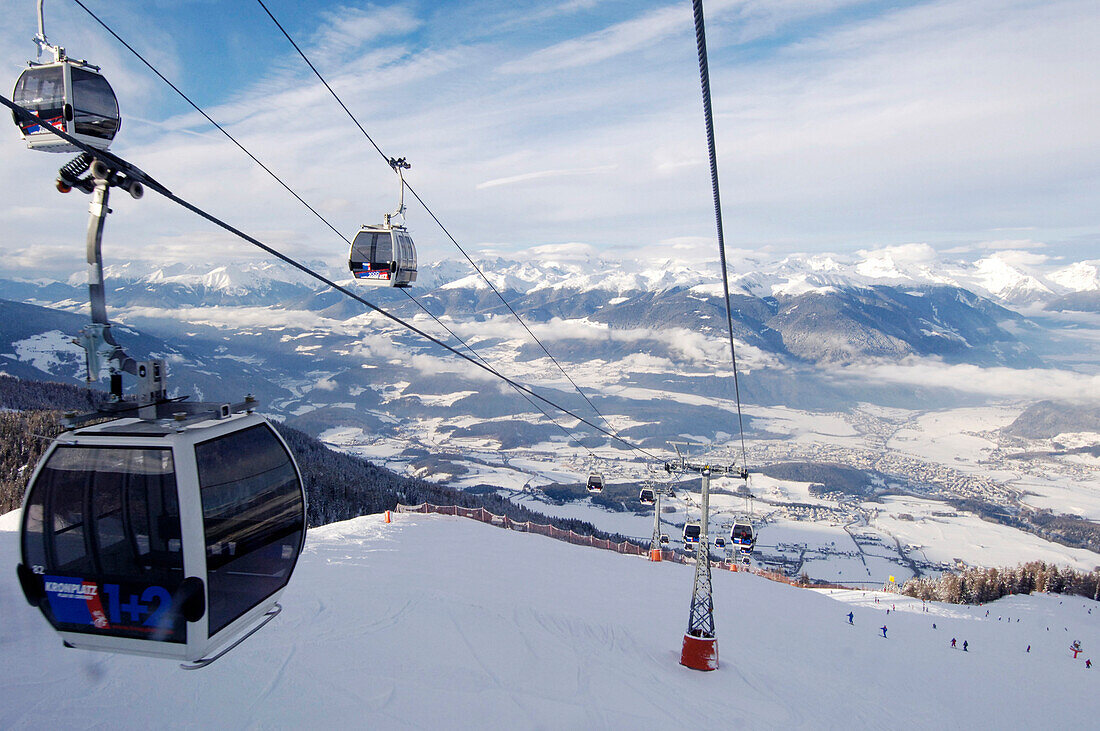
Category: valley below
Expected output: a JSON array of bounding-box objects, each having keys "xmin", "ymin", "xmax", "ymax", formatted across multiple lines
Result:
[{"xmin": 1, "ymin": 248, "xmax": 1098, "ymax": 585}]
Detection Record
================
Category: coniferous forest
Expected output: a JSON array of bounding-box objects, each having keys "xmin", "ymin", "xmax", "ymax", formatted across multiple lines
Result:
[{"xmin": 901, "ymin": 562, "xmax": 1100, "ymax": 604}]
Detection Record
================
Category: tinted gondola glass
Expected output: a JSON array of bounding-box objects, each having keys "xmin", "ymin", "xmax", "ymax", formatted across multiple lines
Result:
[
  {"xmin": 348, "ymin": 224, "xmax": 417, "ymax": 287},
  {"xmin": 12, "ymin": 61, "xmax": 120, "ymax": 152},
  {"xmin": 21, "ymin": 446, "xmax": 186, "ymax": 642},
  {"xmin": 70, "ymin": 66, "xmax": 120, "ymax": 140},
  {"xmin": 196, "ymin": 424, "xmax": 304, "ymax": 635},
  {"xmin": 12, "ymin": 64, "xmax": 65, "ymax": 137}
]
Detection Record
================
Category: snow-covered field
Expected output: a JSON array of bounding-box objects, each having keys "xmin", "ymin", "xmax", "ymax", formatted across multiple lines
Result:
[
  {"xmin": 3, "ymin": 512, "xmax": 1099, "ymax": 728},
  {"xmin": 317, "ymin": 402, "xmax": 1100, "ymax": 584}
]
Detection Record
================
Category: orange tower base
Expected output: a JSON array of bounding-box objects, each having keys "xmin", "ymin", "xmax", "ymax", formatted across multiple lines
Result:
[
  {"xmin": 680, "ymin": 633, "xmax": 718, "ymax": 671},
  {"xmin": 649, "ymin": 548, "xmax": 663, "ymax": 562},
  {"xmin": 384, "ymin": 510, "xmax": 392, "ymax": 523}
]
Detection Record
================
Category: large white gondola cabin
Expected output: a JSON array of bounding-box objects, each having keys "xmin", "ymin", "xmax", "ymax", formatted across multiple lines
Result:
[{"xmin": 16, "ymin": 409, "xmax": 307, "ymax": 665}]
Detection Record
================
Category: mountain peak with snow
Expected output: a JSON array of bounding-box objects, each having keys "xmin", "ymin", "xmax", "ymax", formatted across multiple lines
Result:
[{"xmin": 44, "ymin": 244, "xmax": 1100, "ymax": 311}]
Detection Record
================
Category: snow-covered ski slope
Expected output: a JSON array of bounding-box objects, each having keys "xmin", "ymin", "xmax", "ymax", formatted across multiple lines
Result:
[{"xmin": 2, "ymin": 512, "xmax": 1099, "ymax": 728}]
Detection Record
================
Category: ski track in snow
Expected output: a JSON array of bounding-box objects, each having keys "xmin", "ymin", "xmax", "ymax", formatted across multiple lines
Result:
[{"xmin": 3, "ymin": 513, "xmax": 1100, "ymax": 728}]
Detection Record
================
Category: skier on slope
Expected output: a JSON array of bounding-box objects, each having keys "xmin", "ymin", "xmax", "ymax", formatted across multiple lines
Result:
[
  {"xmin": 881, "ymin": 625, "xmax": 888, "ymax": 638},
  {"xmin": 848, "ymin": 611, "xmax": 854, "ymax": 625},
  {"xmin": 963, "ymin": 640, "xmax": 968, "ymax": 652},
  {"xmin": 951, "ymin": 638, "xmax": 957, "ymax": 648}
]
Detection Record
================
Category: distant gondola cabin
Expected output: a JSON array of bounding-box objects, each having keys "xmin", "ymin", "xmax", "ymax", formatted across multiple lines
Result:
[
  {"xmin": 12, "ymin": 60, "xmax": 120, "ymax": 152},
  {"xmin": 731, "ymin": 522, "xmax": 755, "ymax": 553},
  {"xmin": 348, "ymin": 223, "xmax": 417, "ymax": 287}
]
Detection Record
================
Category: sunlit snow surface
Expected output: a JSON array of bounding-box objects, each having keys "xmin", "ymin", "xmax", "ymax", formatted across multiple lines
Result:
[{"xmin": 2, "ymin": 513, "xmax": 1099, "ymax": 728}]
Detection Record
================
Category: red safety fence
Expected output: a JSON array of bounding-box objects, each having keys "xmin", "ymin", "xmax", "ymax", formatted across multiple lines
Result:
[{"xmin": 393, "ymin": 502, "xmax": 821, "ymax": 589}]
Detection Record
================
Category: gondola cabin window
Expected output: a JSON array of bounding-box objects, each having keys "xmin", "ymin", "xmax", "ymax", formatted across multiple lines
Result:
[
  {"xmin": 20, "ymin": 446, "xmax": 186, "ymax": 642},
  {"xmin": 70, "ymin": 66, "xmax": 120, "ymax": 140},
  {"xmin": 366, "ymin": 231, "xmax": 392, "ymax": 264},
  {"xmin": 12, "ymin": 64, "xmax": 66, "ymax": 135},
  {"xmin": 195, "ymin": 424, "xmax": 304, "ymax": 635}
]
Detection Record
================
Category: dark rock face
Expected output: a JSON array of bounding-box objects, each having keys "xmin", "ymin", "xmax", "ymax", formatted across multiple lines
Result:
[
  {"xmin": 1045, "ymin": 291, "xmax": 1100, "ymax": 313},
  {"xmin": 1004, "ymin": 401, "xmax": 1100, "ymax": 439}
]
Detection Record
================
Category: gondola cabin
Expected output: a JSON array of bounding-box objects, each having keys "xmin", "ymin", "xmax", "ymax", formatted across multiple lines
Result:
[
  {"xmin": 16, "ymin": 411, "xmax": 306, "ymax": 664},
  {"xmin": 12, "ymin": 60, "xmax": 120, "ymax": 153},
  {"xmin": 639, "ymin": 488, "xmax": 655, "ymax": 505},
  {"xmin": 715, "ymin": 536, "xmax": 726, "ymax": 549},
  {"xmin": 659, "ymin": 533, "xmax": 670, "ymax": 545},
  {"xmin": 731, "ymin": 522, "xmax": 755, "ymax": 553},
  {"xmin": 683, "ymin": 522, "xmax": 701, "ymax": 544},
  {"xmin": 586, "ymin": 473, "xmax": 604, "ymax": 494},
  {"xmin": 348, "ymin": 223, "xmax": 417, "ymax": 287}
]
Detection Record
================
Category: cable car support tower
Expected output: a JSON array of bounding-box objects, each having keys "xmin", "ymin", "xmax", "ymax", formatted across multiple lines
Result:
[
  {"xmin": 665, "ymin": 457, "xmax": 735, "ymax": 671},
  {"xmin": 648, "ymin": 480, "xmax": 664, "ymax": 561}
]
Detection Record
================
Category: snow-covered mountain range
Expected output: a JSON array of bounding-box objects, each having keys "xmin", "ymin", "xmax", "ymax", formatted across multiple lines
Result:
[
  {"xmin": 9, "ymin": 243, "xmax": 1097, "ymax": 311},
  {"xmin": 4, "ymin": 244, "xmax": 1096, "ymax": 376},
  {"xmin": 415, "ymin": 244, "xmax": 1100, "ymax": 309}
]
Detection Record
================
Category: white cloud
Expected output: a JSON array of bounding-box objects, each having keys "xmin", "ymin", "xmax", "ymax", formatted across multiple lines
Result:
[
  {"xmin": 476, "ymin": 165, "xmax": 616, "ymax": 190},
  {"xmin": 838, "ymin": 358, "xmax": 1100, "ymax": 403},
  {"xmin": 524, "ymin": 242, "xmax": 598, "ymax": 260},
  {"xmin": 497, "ymin": 3, "xmax": 690, "ymax": 74},
  {"xmin": 117, "ymin": 305, "xmax": 335, "ymax": 332},
  {"xmin": 856, "ymin": 243, "xmax": 937, "ymax": 264},
  {"xmin": 1, "ymin": 0, "xmax": 1098, "ymax": 273},
  {"xmin": 308, "ymin": 4, "xmax": 423, "ymax": 62},
  {"xmin": 498, "ymin": 0, "xmax": 869, "ymax": 74},
  {"xmin": 970, "ymin": 239, "xmax": 1047, "ymax": 251},
  {"xmin": 979, "ymin": 250, "xmax": 1051, "ymax": 268}
]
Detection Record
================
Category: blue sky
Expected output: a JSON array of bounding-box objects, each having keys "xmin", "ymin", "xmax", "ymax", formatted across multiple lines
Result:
[{"xmin": 0, "ymin": 0, "xmax": 1097, "ymax": 274}]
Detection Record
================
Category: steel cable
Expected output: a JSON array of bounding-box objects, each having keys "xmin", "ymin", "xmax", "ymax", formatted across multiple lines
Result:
[{"xmin": 690, "ymin": 0, "xmax": 750, "ymax": 470}]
